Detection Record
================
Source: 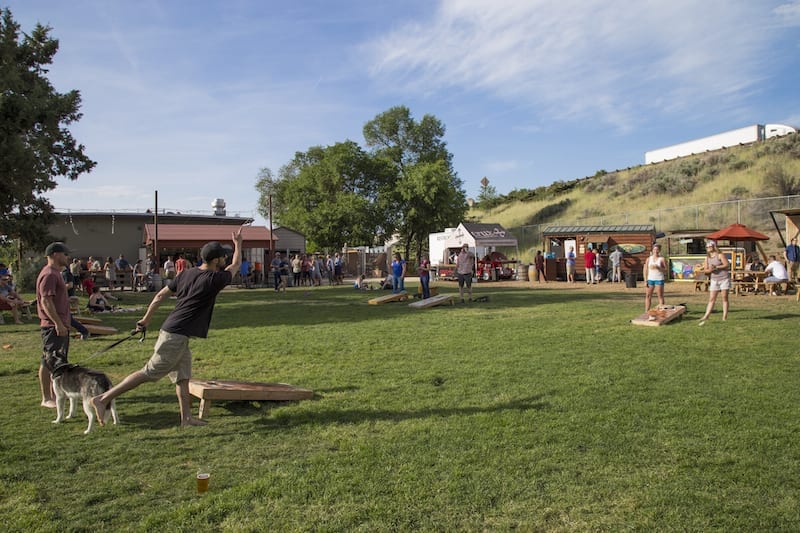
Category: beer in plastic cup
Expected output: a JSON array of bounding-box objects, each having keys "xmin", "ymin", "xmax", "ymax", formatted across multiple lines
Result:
[{"xmin": 196, "ymin": 472, "xmax": 210, "ymax": 493}]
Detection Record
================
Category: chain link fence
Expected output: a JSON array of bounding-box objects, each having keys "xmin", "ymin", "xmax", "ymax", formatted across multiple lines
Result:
[{"xmin": 511, "ymin": 195, "xmax": 800, "ymax": 262}]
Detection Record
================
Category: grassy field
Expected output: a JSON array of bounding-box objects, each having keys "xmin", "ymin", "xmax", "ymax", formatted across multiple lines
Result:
[{"xmin": 1, "ymin": 281, "xmax": 799, "ymax": 531}]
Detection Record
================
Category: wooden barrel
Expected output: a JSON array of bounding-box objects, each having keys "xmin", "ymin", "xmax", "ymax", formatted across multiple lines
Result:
[
  {"xmin": 528, "ymin": 265, "xmax": 537, "ymax": 281},
  {"xmin": 516, "ymin": 264, "xmax": 529, "ymax": 281}
]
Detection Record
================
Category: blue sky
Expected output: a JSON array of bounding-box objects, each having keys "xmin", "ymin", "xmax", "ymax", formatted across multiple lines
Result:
[{"xmin": 8, "ymin": 0, "xmax": 800, "ymax": 223}]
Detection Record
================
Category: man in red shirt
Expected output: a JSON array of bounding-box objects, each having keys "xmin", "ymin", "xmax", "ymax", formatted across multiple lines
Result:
[
  {"xmin": 36, "ymin": 242, "xmax": 72, "ymax": 408},
  {"xmin": 175, "ymin": 254, "xmax": 189, "ymax": 274},
  {"xmin": 584, "ymin": 246, "xmax": 596, "ymax": 284}
]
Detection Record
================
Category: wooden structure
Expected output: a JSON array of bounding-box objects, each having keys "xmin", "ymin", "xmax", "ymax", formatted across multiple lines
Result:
[
  {"xmin": 75, "ymin": 316, "xmax": 104, "ymax": 325},
  {"xmin": 543, "ymin": 225, "xmax": 656, "ymax": 282},
  {"xmin": 408, "ymin": 294, "xmax": 454, "ymax": 309},
  {"xmin": 188, "ymin": 379, "xmax": 314, "ymax": 419},
  {"xmin": 368, "ymin": 292, "xmax": 409, "ymax": 305},
  {"xmin": 631, "ymin": 305, "xmax": 686, "ymax": 326},
  {"xmin": 81, "ymin": 324, "xmax": 119, "ymax": 336}
]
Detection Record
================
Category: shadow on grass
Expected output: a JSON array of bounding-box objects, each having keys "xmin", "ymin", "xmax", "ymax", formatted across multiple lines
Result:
[
  {"xmin": 758, "ymin": 313, "xmax": 800, "ymax": 320},
  {"xmin": 207, "ymin": 286, "xmax": 645, "ymax": 330},
  {"xmin": 251, "ymin": 393, "xmax": 550, "ymax": 429}
]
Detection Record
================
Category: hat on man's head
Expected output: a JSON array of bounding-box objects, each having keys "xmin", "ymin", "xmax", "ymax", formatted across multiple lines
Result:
[
  {"xmin": 45, "ymin": 242, "xmax": 71, "ymax": 256},
  {"xmin": 200, "ymin": 241, "xmax": 233, "ymax": 262}
]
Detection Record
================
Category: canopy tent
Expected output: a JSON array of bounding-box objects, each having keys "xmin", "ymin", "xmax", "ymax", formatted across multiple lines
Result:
[
  {"xmin": 144, "ymin": 224, "xmax": 275, "ymax": 249},
  {"xmin": 705, "ymin": 223, "xmax": 770, "ymax": 262}
]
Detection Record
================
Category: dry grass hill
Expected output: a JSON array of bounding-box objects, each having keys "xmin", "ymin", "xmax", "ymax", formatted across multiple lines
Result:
[{"xmin": 470, "ymin": 133, "xmax": 800, "ymax": 262}]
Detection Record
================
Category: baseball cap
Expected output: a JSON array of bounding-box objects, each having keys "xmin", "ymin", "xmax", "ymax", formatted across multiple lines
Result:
[
  {"xmin": 200, "ymin": 241, "xmax": 233, "ymax": 262},
  {"xmin": 45, "ymin": 242, "xmax": 71, "ymax": 256}
]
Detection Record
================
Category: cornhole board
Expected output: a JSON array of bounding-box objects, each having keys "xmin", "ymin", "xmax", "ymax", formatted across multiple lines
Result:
[
  {"xmin": 81, "ymin": 324, "xmax": 119, "ymax": 335},
  {"xmin": 631, "ymin": 305, "xmax": 686, "ymax": 326},
  {"xmin": 75, "ymin": 316, "xmax": 104, "ymax": 325},
  {"xmin": 189, "ymin": 379, "xmax": 314, "ymax": 419},
  {"xmin": 408, "ymin": 294, "xmax": 454, "ymax": 309},
  {"xmin": 368, "ymin": 292, "xmax": 408, "ymax": 305}
]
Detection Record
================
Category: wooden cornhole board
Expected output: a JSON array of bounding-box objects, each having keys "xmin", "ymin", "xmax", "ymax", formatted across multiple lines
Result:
[
  {"xmin": 408, "ymin": 294, "xmax": 454, "ymax": 309},
  {"xmin": 368, "ymin": 292, "xmax": 408, "ymax": 305},
  {"xmin": 81, "ymin": 324, "xmax": 119, "ymax": 335},
  {"xmin": 631, "ymin": 305, "xmax": 686, "ymax": 326},
  {"xmin": 189, "ymin": 379, "xmax": 314, "ymax": 419},
  {"xmin": 75, "ymin": 316, "xmax": 104, "ymax": 325}
]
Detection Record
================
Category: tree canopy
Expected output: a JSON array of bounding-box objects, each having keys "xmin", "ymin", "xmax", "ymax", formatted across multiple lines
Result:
[
  {"xmin": 0, "ymin": 8, "xmax": 95, "ymax": 250},
  {"xmin": 257, "ymin": 106, "xmax": 467, "ymax": 257}
]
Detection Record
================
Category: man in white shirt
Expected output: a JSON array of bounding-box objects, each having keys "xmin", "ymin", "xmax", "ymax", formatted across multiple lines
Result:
[{"xmin": 764, "ymin": 255, "xmax": 789, "ymax": 283}]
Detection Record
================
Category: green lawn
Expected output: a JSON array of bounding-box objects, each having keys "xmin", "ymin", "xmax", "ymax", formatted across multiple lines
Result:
[{"xmin": 1, "ymin": 282, "xmax": 798, "ymax": 531}]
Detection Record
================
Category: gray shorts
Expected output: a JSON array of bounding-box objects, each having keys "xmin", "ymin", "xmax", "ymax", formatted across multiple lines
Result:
[
  {"xmin": 457, "ymin": 272, "xmax": 472, "ymax": 288},
  {"xmin": 143, "ymin": 330, "xmax": 192, "ymax": 383}
]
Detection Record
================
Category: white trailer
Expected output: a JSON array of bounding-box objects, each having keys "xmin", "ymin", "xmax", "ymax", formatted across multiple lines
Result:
[
  {"xmin": 645, "ymin": 123, "xmax": 796, "ymax": 164},
  {"xmin": 428, "ymin": 228, "xmax": 457, "ymax": 266}
]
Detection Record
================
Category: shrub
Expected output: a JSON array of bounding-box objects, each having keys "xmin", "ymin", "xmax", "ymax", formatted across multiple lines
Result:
[
  {"xmin": 728, "ymin": 158, "xmax": 752, "ymax": 171},
  {"xmin": 524, "ymin": 199, "xmax": 572, "ymax": 225},
  {"xmin": 763, "ymin": 164, "xmax": 800, "ymax": 196}
]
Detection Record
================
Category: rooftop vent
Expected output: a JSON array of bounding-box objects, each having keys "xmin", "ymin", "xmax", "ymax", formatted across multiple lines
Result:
[{"xmin": 212, "ymin": 198, "xmax": 226, "ymax": 216}]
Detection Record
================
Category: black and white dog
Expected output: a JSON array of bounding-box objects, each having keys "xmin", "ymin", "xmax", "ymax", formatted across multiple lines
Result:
[{"xmin": 52, "ymin": 365, "xmax": 119, "ymax": 434}]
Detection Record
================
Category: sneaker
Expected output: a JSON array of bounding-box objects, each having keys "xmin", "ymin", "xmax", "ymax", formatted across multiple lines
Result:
[{"xmin": 80, "ymin": 332, "xmax": 90, "ymax": 340}]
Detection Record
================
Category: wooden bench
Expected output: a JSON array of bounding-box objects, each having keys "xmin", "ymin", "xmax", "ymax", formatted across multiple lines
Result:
[{"xmin": 765, "ymin": 280, "xmax": 794, "ymax": 295}]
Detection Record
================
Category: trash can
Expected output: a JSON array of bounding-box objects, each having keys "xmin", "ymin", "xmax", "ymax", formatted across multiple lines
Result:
[{"xmin": 625, "ymin": 271, "xmax": 637, "ymax": 288}]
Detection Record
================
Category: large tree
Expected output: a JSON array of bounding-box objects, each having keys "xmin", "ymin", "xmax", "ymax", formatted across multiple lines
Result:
[
  {"xmin": 363, "ymin": 106, "xmax": 467, "ymax": 259},
  {"xmin": 0, "ymin": 8, "xmax": 95, "ymax": 252},
  {"xmin": 256, "ymin": 141, "xmax": 395, "ymax": 251}
]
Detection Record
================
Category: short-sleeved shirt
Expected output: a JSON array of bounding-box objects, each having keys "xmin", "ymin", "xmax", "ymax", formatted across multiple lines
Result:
[
  {"xmin": 160, "ymin": 268, "xmax": 232, "ymax": 338},
  {"xmin": 37, "ymin": 265, "xmax": 70, "ymax": 328},
  {"xmin": 418, "ymin": 259, "xmax": 430, "ymax": 279},
  {"xmin": 584, "ymin": 251, "xmax": 595, "ymax": 268},
  {"xmin": 61, "ymin": 268, "xmax": 77, "ymax": 297},
  {"xmin": 609, "ymin": 250, "xmax": 623, "ymax": 267},
  {"xmin": 456, "ymin": 251, "xmax": 474, "ymax": 275},
  {"xmin": 786, "ymin": 245, "xmax": 799, "ymax": 262},
  {"xmin": 391, "ymin": 260, "xmax": 405, "ymax": 277}
]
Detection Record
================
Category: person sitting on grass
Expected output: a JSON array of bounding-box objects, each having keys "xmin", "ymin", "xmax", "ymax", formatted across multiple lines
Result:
[
  {"xmin": 354, "ymin": 274, "xmax": 372, "ymax": 290},
  {"xmin": 92, "ymin": 227, "xmax": 243, "ymax": 428},
  {"xmin": 0, "ymin": 275, "xmax": 26, "ymax": 324},
  {"xmin": 87, "ymin": 286, "xmax": 115, "ymax": 312}
]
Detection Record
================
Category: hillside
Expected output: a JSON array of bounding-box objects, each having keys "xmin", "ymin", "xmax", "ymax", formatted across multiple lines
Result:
[{"xmin": 470, "ymin": 133, "xmax": 800, "ymax": 262}]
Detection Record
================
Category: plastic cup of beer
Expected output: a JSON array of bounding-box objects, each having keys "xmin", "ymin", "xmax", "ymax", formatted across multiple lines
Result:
[{"xmin": 196, "ymin": 472, "xmax": 210, "ymax": 493}]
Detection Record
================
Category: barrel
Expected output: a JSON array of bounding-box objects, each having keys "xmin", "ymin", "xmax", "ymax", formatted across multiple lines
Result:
[
  {"xmin": 151, "ymin": 273, "xmax": 162, "ymax": 290},
  {"xmin": 528, "ymin": 264, "xmax": 537, "ymax": 282},
  {"xmin": 625, "ymin": 271, "xmax": 637, "ymax": 288},
  {"xmin": 517, "ymin": 264, "xmax": 529, "ymax": 281}
]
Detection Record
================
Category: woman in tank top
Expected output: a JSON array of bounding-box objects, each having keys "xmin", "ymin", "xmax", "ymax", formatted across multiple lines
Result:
[
  {"xmin": 644, "ymin": 243, "xmax": 667, "ymax": 312},
  {"xmin": 698, "ymin": 240, "xmax": 730, "ymax": 325}
]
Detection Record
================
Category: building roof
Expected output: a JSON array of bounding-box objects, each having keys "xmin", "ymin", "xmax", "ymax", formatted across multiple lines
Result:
[
  {"xmin": 144, "ymin": 224, "xmax": 276, "ymax": 248},
  {"xmin": 57, "ymin": 211, "xmax": 253, "ymax": 223},
  {"xmin": 445, "ymin": 222, "xmax": 519, "ymax": 248},
  {"xmin": 543, "ymin": 224, "xmax": 655, "ymax": 235}
]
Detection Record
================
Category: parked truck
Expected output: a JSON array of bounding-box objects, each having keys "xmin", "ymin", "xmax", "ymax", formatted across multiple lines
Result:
[{"xmin": 645, "ymin": 123, "xmax": 797, "ymax": 164}]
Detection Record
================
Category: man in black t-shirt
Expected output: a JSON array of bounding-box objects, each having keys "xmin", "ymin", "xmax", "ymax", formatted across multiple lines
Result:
[{"xmin": 92, "ymin": 227, "xmax": 243, "ymax": 427}]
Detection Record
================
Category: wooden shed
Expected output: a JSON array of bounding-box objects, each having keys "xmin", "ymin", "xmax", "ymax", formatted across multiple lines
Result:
[{"xmin": 542, "ymin": 225, "xmax": 656, "ymax": 281}]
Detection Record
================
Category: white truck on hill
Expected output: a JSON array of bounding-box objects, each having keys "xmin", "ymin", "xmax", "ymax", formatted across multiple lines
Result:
[{"xmin": 645, "ymin": 123, "xmax": 797, "ymax": 164}]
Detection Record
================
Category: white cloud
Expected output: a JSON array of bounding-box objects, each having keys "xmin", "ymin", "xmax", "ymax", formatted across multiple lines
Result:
[
  {"xmin": 774, "ymin": 1, "xmax": 800, "ymax": 25},
  {"xmin": 366, "ymin": 0, "xmax": 794, "ymax": 131}
]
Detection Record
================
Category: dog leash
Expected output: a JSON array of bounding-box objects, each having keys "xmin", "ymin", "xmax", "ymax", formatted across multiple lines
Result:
[{"xmin": 81, "ymin": 325, "xmax": 147, "ymax": 363}]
